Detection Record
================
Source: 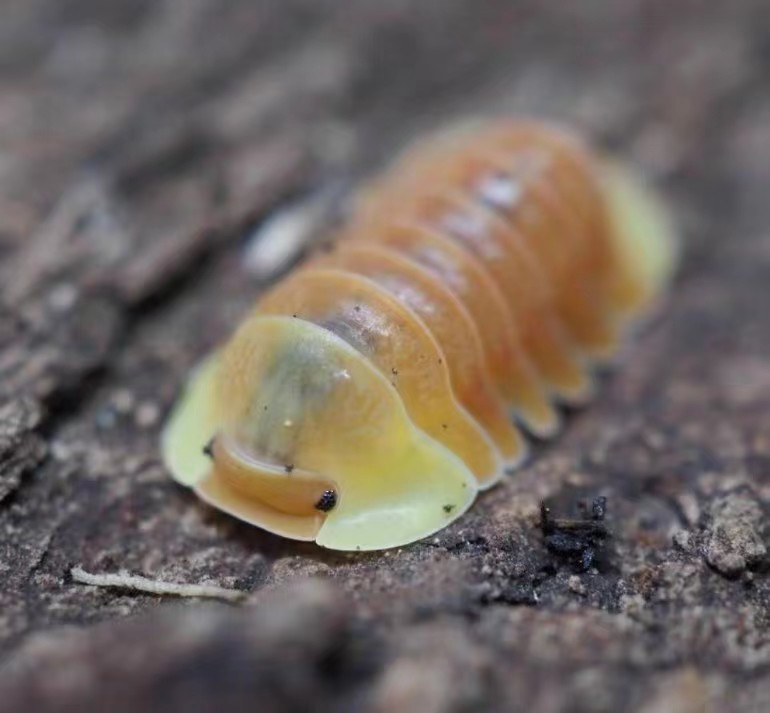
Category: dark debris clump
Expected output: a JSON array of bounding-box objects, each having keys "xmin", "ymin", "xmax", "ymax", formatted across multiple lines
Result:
[{"xmin": 540, "ymin": 496, "xmax": 611, "ymax": 572}]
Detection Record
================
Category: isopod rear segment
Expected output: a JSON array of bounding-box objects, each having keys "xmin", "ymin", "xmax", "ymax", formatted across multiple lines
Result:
[{"xmin": 162, "ymin": 118, "xmax": 678, "ymax": 551}]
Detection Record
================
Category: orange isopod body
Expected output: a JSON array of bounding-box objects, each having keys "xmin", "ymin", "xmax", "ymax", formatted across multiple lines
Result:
[{"xmin": 162, "ymin": 118, "xmax": 678, "ymax": 551}]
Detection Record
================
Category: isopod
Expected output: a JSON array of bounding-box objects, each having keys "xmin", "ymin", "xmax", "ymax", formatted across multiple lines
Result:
[{"xmin": 162, "ymin": 119, "xmax": 678, "ymax": 551}]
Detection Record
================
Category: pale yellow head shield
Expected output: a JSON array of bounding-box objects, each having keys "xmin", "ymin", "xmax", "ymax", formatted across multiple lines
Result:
[{"xmin": 162, "ymin": 316, "xmax": 477, "ymax": 551}]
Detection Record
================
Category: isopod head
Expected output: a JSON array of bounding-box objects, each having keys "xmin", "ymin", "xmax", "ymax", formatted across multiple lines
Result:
[{"xmin": 162, "ymin": 315, "xmax": 477, "ymax": 551}]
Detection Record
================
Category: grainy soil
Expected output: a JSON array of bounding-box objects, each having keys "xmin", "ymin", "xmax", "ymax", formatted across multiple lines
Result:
[{"xmin": 0, "ymin": 2, "xmax": 768, "ymax": 711}]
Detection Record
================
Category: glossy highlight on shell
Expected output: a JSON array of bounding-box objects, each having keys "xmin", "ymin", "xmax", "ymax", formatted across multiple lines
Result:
[{"xmin": 162, "ymin": 118, "xmax": 678, "ymax": 551}]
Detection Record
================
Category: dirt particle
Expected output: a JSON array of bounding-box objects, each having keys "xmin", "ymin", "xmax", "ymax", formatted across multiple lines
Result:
[
  {"xmin": 590, "ymin": 496, "xmax": 607, "ymax": 520},
  {"xmin": 134, "ymin": 401, "xmax": 159, "ymax": 428},
  {"xmin": 568, "ymin": 575, "xmax": 587, "ymax": 595},
  {"xmin": 540, "ymin": 495, "xmax": 611, "ymax": 572},
  {"xmin": 703, "ymin": 489, "xmax": 766, "ymax": 578},
  {"xmin": 111, "ymin": 389, "xmax": 134, "ymax": 413}
]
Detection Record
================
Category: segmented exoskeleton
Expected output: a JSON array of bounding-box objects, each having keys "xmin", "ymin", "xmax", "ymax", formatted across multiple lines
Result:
[{"xmin": 162, "ymin": 119, "xmax": 678, "ymax": 551}]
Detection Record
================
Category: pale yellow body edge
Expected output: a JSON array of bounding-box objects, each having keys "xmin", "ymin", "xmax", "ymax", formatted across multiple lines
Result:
[{"xmin": 601, "ymin": 158, "xmax": 680, "ymax": 315}]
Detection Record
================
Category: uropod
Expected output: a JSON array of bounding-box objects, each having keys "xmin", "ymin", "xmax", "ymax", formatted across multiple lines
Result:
[{"xmin": 162, "ymin": 119, "xmax": 678, "ymax": 551}]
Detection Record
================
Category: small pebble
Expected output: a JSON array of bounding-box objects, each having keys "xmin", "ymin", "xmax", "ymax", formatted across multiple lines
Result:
[
  {"xmin": 112, "ymin": 389, "xmax": 134, "ymax": 414},
  {"xmin": 568, "ymin": 575, "xmax": 586, "ymax": 595},
  {"xmin": 48, "ymin": 284, "xmax": 77, "ymax": 312},
  {"xmin": 135, "ymin": 402, "xmax": 160, "ymax": 428},
  {"xmin": 672, "ymin": 530, "xmax": 691, "ymax": 551},
  {"xmin": 95, "ymin": 408, "xmax": 117, "ymax": 430}
]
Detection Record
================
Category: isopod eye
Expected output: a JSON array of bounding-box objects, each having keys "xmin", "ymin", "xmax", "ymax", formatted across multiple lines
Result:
[{"xmin": 162, "ymin": 315, "xmax": 477, "ymax": 550}]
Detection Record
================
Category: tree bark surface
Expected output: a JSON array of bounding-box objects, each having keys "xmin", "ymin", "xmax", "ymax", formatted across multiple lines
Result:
[{"xmin": 0, "ymin": 2, "xmax": 768, "ymax": 711}]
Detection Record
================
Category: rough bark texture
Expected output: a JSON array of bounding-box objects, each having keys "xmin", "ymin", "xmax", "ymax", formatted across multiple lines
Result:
[{"xmin": 0, "ymin": 1, "xmax": 768, "ymax": 711}]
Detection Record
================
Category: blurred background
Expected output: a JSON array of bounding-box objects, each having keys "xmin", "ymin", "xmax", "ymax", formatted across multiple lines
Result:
[{"xmin": 0, "ymin": 2, "xmax": 768, "ymax": 712}]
